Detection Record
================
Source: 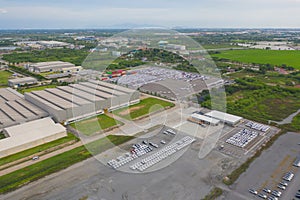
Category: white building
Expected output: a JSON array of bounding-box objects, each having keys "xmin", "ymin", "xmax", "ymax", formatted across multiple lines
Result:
[
  {"xmin": 8, "ymin": 77, "xmax": 38, "ymax": 88},
  {"xmin": 204, "ymin": 110, "xmax": 243, "ymax": 126},
  {"xmin": 0, "ymin": 117, "xmax": 67, "ymax": 158},
  {"xmin": 30, "ymin": 61, "xmax": 80, "ymax": 73},
  {"xmin": 190, "ymin": 113, "xmax": 220, "ymax": 126}
]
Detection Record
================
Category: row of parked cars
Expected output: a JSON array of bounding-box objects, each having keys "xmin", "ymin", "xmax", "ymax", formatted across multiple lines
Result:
[
  {"xmin": 245, "ymin": 121, "xmax": 270, "ymax": 132},
  {"xmin": 226, "ymin": 128, "xmax": 258, "ymax": 148},
  {"xmin": 107, "ymin": 142, "xmax": 155, "ymax": 169},
  {"xmin": 249, "ymin": 171, "xmax": 295, "ymax": 199},
  {"xmin": 130, "ymin": 136, "xmax": 196, "ymax": 172},
  {"xmin": 107, "ymin": 129, "xmax": 177, "ymax": 169}
]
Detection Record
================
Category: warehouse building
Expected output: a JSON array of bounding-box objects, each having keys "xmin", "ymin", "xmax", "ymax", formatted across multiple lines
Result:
[
  {"xmin": 8, "ymin": 77, "xmax": 38, "ymax": 88},
  {"xmin": 204, "ymin": 110, "xmax": 243, "ymax": 126},
  {"xmin": 0, "ymin": 88, "xmax": 48, "ymax": 130},
  {"xmin": 30, "ymin": 61, "xmax": 81, "ymax": 73},
  {"xmin": 189, "ymin": 113, "xmax": 220, "ymax": 126},
  {"xmin": 0, "ymin": 117, "xmax": 66, "ymax": 158},
  {"xmin": 24, "ymin": 80, "xmax": 140, "ymax": 123}
]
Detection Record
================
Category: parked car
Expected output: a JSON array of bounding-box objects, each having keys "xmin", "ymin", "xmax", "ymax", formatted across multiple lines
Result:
[
  {"xmin": 32, "ymin": 156, "xmax": 39, "ymax": 161},
  {"xmin": 249, "ymin": 189, "xmax": 258, "ymax": 195}
]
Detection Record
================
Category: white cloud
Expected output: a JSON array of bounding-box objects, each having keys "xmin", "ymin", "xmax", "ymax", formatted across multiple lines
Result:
[{"xmin": 0, "ymin": 8, "xmax": 8, "ymax": 14}]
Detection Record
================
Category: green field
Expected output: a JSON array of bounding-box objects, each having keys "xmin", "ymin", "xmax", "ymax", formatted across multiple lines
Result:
[
  {"xmin": 3, "ymin": 49, "xmax": 89, "ymax": 66},
  {"xmin": 70, "ymin": 114, "xmax": 123, "ymax": 136},
  {"xmin": 0, "ymin": 133, "xmax": 78, "ymax": 167},
  {"xmin": 202, "ymin": 44, "xmax": 239, "ymax": 50},
  {"xmin": 113, "ymin": 97, "xmax": 175, "ymax": 120},
  {"xmin": 212, "ymin": 49, "xmax": 300, "ymax": 69},
  {"xmin": 226, "ymin": 88, "xmax": 300, "ymax": 123},
  {"xmin": 290, "ymin": 113, "xmax": 300, "ymax": 131},
  {"xmin": 0, "ymin": 70, "xmax": 12, "ymax": 86},
  {"xmin": 19, "ymin": 84, "xmax": 57, "ymax": 94},
  {"xmin": 0, "ymin": 135, "xmax": 133, "ymax": 194},
  {"xmin": 227, "ymin": 70, "xmax": 300, "ymax": 88}
]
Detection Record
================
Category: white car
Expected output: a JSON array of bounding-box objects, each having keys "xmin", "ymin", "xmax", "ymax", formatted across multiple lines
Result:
[{"xmin": 249, "ymin": 189, "xmax": 258, "ymax": 195}]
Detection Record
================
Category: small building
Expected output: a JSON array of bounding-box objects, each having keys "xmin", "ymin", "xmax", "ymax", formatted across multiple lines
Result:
[
  {"xmin": 204, "ymin": 110, "xmax": 243, "ymax": 126},
  {"xmin": 0, "ymin": 117, "xmax": 67, "ymax": 158},
  {"xmin": 8, "ymin": 77, "xmax": 38, "ymax": 88},
  {"xmin": 189, "ymin": 113, "xmax": 220, "ymax": 126}
]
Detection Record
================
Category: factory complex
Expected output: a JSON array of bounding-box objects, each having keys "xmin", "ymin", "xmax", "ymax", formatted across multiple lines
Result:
[{"xmin": 0, "ymin": 80, "xmax": 139, "ymax": 158}]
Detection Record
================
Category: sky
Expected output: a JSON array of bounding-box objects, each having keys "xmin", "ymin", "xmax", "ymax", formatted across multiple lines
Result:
[{"xmin": 0, "ymin": 0, "xmax": 300, "ymax": 29}]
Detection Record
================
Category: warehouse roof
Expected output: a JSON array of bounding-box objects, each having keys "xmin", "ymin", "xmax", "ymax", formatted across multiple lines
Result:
[
  {"xmin": 204, "ymin": 110, "xmax": 242, "ymax": 124},
  {"xmin": 191, "ymin": 113, "xmax": 220, "ymax": 124},
  {"xmin": 88, "ymin": 80, "xmax": 136, "ymax": 94},
  {"xmin": 0, "ymin": 117, "xmax": 66, "ymax": 157},
  {"xmin": 0, "ymin": 88, "xmax": 48, "ymax": 129},
  {"xmin": 8, "ymin": 77, "xmax": 37, "ymax": 84}
]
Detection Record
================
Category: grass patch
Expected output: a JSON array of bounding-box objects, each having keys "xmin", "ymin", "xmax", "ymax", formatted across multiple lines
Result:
[
  {"xmin": 18, "ymin": 84, "xmax": 57, "ymax": 94},
  {"xmin": 70, "ymin": 114, "xmax": 123, "ymax": 136},
  {"xmin": 202, "ymin": 187, "xmax": 223, "ymax": 200},
  {"xmin": 291, "ymin": 114, "xmax": 300, "ymax": 131},
  {"xmin": 211, "ymin": 49, "xmax": 300, "ymax": 69},
  {"xmin": 3, "ymin": 48, "xmax": 89, "ymax": 66},
  {"xmin": 0, "ymin": 133, "xmax": 5, "ymax": 140},
  {"xmin": 0, "ymin": 135, "xmax": 133, "ymax": 194},
  {"xmin": 0, "ymin": 70, "xmax": 12, "ymax": 86},
  {"xmin": 113, "ymin": 97, "xmax": 175, "ymax": 120},
  {"xmin": 0, "ymin": 133, "xmax": 78, "ymax": 167}
]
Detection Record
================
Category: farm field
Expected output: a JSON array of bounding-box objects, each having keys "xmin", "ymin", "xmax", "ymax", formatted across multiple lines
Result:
[
  {"xmin": 0, "ymin": 70, "xmax": 12, "ymax": 86},
  {"xmin": 70, "ymin": 114, "xmax": 123, "ymax": 136},
  {"xmin": 113, "ymin": 97, "xmax": 175, "ymax": 120},
  {"xmin": 211, "ymin": 49, "xmax": 300, "ymax": 69}
]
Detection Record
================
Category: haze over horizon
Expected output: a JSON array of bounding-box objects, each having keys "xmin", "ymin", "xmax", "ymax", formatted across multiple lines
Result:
[{"xmin": 0, "ymin": 0, "xmax": 300, "ymax": 29}]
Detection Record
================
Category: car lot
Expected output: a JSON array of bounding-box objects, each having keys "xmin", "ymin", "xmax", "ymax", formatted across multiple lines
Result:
[
  {"xmin": 223, "ymin": 132, "xmax": 300, "ymax": 200},
  {"xmin": 1, "ymin": 121, "xmax": 243, "ymax": 200},
  {"xmin": 216, "ymin": 121, "xmax": 279, "ymax": 159},
  {"xmin": 104, "ymin": 127, "xmax": 199, "ymax": 173}
]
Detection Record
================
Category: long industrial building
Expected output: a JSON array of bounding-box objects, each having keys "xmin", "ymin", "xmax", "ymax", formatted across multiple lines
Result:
[
  {"xmin": 30, "ymin": 61, "xmax": 82, "ymax": 73},
  {"xmin": 24, "ymin": 80, "xmax": 140, "ymax": 123},
  {"xmin": 204, "ymin": 110, "xmax": 243, "ymax": 126},
  {"xmin": 0, "ymin": 88, "xmax": 48, "ymax": 130}
]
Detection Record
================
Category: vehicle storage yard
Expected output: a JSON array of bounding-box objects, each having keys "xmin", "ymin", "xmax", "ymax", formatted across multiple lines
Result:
[
  {"xmin": 104, "ymin": 127, "xmax": 196, "ymax": 173},
  {"xmin": 3, "ymin": 125, "xmax": 243, "ymax": 200},
  {"xmin": 110, "ymin": 66, "xmax": 223, "ymax": 100},
  {"xmin": 0, "ymin": 107, "xmax": 281, "ymax": 200},
  {"xmin": 223, "ymin": 132, "xmax": 300, "ymax": 200}
]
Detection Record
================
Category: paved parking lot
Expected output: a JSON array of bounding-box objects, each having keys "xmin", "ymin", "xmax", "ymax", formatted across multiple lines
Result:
[
  {"xmin": 223, "ymin": 132, "xmax": 300, "ymax": 200},
  {"xmin": 216, "ymin": 121, "xmax": 279, "ymax": 159},
  {"xmin": 1, "ymin": 126, "xmax": 242, "ymax": 200}
]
